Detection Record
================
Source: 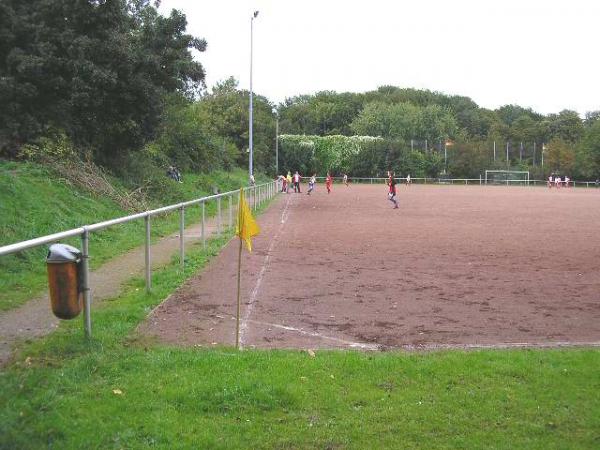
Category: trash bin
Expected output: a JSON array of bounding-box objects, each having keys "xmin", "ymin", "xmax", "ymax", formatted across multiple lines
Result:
[{"xmin": 46, "ymin": 244, "xmax": 82, "ymax": 320}]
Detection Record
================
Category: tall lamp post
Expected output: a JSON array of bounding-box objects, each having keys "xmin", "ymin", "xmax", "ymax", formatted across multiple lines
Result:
[
  {"xmin": 274, "ymin": 108, "xmax": 279, "ymax": 176},
  {"xmin": 249, "ymin": 10, "xmax": 259, "ymax": 181}
]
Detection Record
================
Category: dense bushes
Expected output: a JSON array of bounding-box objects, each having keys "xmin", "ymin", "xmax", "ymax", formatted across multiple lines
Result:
[{"xmin": 278, "ymin": 135, "xmax": 446, "ymax": 177}]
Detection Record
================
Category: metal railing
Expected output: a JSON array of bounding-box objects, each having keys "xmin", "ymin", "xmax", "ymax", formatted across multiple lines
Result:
[
  {"xmin": 306, "ymin": 176, "xmax": 600, "ymax": 188},
  {"xmin": 0, "ymin": 180, "xmax": 279, "ymax": 337}
]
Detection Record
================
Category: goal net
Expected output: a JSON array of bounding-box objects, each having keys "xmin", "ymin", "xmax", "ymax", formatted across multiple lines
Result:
[{"xmin": 485, "ymin": 170, "xmax": 530, "ymax": 185}]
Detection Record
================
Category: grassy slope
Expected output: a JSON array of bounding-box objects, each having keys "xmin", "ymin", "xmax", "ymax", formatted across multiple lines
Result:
[
  {"xmin": 0, "ymin": 160, "xmax": 268, "ymax": 311},
  {"xmin": 0, "ymin": 217, "xmax": 598, "ymax": 449}
]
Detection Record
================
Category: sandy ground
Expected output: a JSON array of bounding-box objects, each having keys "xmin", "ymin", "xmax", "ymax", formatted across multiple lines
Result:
[
  {"xmin": 0, "ymin": 211, "xmax": 229, "ymax": 366},
  {"xmin": 139, "ymin": 184, "xmax": 600, "ymax": 350}
]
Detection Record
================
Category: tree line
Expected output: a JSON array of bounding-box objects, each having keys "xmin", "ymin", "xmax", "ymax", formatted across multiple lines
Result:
[
  {"xmin": 278, "ymin": 88, "xmax": 600, "ymax": 179},
  {"xmin": 1, "ymin": 1, "xmax": 599, "ymax": 185}
]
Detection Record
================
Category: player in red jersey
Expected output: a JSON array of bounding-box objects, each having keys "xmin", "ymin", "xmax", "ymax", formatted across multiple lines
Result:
[
  {"xmin": 326, "ymin": 172, "xmax": 333, "ymax": 194},
  {"xmin": 388, "ymin": 171, "xmax": 398, "ymax": 208}
]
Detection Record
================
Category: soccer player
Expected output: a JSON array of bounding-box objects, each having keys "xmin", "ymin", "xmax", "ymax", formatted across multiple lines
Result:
[
  {"xmin": 564, "ymin": 176, "xmax": 570, "ymax": 188},
  {"xmin": 387, "ymin": 171, "xmax": 398, "ymax": 209},
  {"xmin": 286, "ymin": 171, "xmax": 293, "ymax": 193},
  {"xmin": 307, "ymin": 174, "xmax": 316, "ymax": 195},
  {"xmin": 548, "ymin": 174, "xmax": 553, "ymax": 188},
  {"xmin": 343, "ymin": 173, "xmax": 348, "ymax": 186},
  {"xmin": 555, "ymin": 175, "xmax": 561, "ymax": 188},
  {"xmin": 406, "ymin": 174, "xmax": 411, "ymax": 186},
  {"xmin": 293, "ymin": 171, "xmax": 302, "ymax": 193},
  {"xmin": 326, "ymin": 172, "xmax": 333, "ymax": 194}
]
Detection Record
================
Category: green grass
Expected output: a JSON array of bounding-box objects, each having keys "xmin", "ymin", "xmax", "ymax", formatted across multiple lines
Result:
[
  {"xmin": 0, "ymin": 160, "xmax": 269, "ymax": 312},
  {"xmin": 1, "ymin": 199, "xmax": 599, "ymax": 449}
]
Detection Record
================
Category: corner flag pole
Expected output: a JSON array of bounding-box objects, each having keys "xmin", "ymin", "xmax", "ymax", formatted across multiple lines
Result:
[
  {"xmin": 234, "ymin": 187, "xmax": 260, "ymax": 350},
  {"xmin": 236, "ymin": 234, "xmax": 242, "ymax": 350}
]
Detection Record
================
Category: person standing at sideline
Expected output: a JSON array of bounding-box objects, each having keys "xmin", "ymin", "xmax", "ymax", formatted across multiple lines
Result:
[
  {"xmin": 307, "ymin": 174, "xmax": 316, "ymax": 195},
  {"xmin": 286, "ymin": 171, "xmax": 292, "ymax": 193},
  {"xmin": 343, "ymin": 173, "xmax": 348, "ymax": 186},
  {"xmin": 293, "ymin": 171, "xmax": 302, "ymax": 193},
  {"xmin": 388, "ymin": 171, "xmax": 398, "ymax": 209},
  {"xmin": 277, "ymin": 174, "xmax": 286, "ymax": 192},
  {"xmin": 326, "ymin": 172, "xmax": 333, "ymax": 194}
]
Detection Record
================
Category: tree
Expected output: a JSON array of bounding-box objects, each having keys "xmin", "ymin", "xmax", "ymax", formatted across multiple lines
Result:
[
  {"xmin": 0, "ymin": 0, "xmax": 206, "ymax": 164},
  {"xmin": 584, "ymin": 111, "xmax": 600, "ymax": 128},
  {"xmin": 351, "ymin": 102, "xmax": 457, "ymax": 143},
  {"xmin": 545, "ymin": 138, "xmax": 575, "ymax": 175},
  {"xmin": 194, "ymin": 77, "xmax": 276, "ymax": 172},
  {"xmin": 546, "ymin": 110, "xmax": 584, "ymax": 143},
  {"xmin": 577, "ymin": 120, "xmax": 600, "ymax": 178}
]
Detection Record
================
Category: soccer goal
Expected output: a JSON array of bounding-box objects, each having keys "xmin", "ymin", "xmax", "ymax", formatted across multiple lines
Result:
[{"xmin": 484, "ymin": 170, "xmax": 530, "ymax": 186}]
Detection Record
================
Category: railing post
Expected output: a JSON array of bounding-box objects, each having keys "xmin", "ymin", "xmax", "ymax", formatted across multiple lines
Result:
[
  {"xmin": 81, "ymin": 227, "xmax": 92, "ymax": 338},
  {"xmin": 217, "ymin": 197, "xmax": 222, "ymax": 235},
  {"xmin": 179, "ymin": 206, "xmax": 185, "ymax": 269},
  {"xmin": 144, "ymin": 215, "xmax": 151, "ymax": 292},
  {"xmin": 228, "ymin": 195, "xmax": 233, "ymax": 229},
  {"xmin": 200, "ymin": 200, "xmax": 206, "ymax": 248}
]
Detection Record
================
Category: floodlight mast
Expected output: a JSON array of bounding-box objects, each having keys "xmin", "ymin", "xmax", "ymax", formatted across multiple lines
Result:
[{"xmin": 249, "ymin": 10, "xmax": 259, "ymax": 181}]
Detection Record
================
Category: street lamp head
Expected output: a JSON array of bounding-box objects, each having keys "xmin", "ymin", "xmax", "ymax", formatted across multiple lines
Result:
[{"xmin": 253, "ymin": 10, "xmax": 259, "ymax": 18}]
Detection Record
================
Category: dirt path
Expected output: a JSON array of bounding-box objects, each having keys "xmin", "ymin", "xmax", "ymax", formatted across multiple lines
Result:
[
  {"xmin": 140, "ymin": 185, "xmax": 600, "ymax": 351},
  {"xmin": 0, "ymin": 209, "xmax": 238, "ymax": 366}
]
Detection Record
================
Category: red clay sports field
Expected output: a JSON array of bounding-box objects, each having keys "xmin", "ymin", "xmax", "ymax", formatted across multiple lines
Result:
[{"xmin": 140, "ymin": 183, "xmax": 600, "ymax": 350}]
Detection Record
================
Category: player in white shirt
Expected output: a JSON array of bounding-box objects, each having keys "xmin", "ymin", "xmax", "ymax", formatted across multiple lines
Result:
[{"xmin": 307, "ymin": 174, "xmax": 316, "ymax": 195}]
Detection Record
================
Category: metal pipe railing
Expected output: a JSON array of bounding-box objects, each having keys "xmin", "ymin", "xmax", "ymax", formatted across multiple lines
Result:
[
  {"xmin": 0, "ymin": 180, "xmax": 279, "ymax": 338},
  {"xmin": 303, "ymin": 176, "xmax": 599, "ymax": 187}
]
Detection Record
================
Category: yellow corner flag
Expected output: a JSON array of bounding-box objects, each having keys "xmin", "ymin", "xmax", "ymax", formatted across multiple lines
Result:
[{"xmin": 236, "ymin": 188, "xmax": 260, "ymax": 252}]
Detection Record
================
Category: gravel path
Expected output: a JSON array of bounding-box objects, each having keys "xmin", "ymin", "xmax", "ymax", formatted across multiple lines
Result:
[{"xmin": 0, "ymin": 213, "xmax": 228, "ymax": 366}]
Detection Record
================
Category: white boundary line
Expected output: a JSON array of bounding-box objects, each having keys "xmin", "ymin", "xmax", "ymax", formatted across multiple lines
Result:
[
  {"xmin": 246, "ymin": 319, "xmax": 380, "ymax": 350},
  {"xmin": 239, "ymin": 194, "xmax": 293, "ymax": 348},
  {"xmin": 239, "ymin": 315, "xmax": 600, "ymax": 351}
]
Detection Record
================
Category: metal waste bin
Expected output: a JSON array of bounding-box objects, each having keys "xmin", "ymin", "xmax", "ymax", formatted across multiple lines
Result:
[{"xmin": 46, "ymin": 244, "xmax": 82, "ymax": 319}]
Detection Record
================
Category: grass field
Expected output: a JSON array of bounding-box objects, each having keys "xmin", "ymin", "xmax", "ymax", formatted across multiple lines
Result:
[{"xmin": 0, "ymin": 161, "xmax": 267, "ymax": 312}]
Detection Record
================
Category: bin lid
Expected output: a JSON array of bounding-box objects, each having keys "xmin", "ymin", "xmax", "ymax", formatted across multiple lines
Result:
[{"xmin": 47, "ymin": 243, "xmax": 82, "ymax": 263}]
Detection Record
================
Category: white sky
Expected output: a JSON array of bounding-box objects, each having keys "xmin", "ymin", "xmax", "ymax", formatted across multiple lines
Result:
[{"xmin": 159, "ymin": 0, "xmax": 600, "ymax": 116}]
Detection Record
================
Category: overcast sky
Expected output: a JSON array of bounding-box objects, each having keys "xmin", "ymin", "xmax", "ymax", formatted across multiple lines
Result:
[{"xmin": 159, "ymin": 0, "xmax": 599, "ymax": 116}]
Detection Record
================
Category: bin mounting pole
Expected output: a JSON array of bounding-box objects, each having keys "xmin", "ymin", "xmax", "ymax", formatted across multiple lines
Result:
[{"xmin": 81, "ymin": 227, "xmax": 92, "ymax": 338}]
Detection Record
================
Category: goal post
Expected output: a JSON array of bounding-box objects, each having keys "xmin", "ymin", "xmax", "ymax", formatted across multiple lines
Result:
[{"xmin": 484, "ymin": 170, "xmax": 530, "ymax": 186}]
